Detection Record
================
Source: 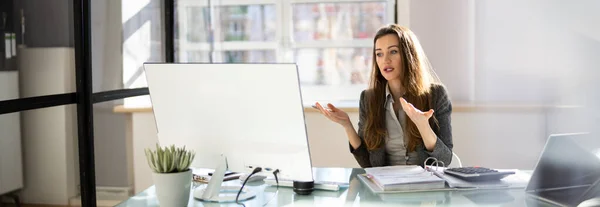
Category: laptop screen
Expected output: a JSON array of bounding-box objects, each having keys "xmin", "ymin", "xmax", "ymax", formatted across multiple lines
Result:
[{"xmin": 526, "ymin": 133, "xmax": 600, "ymax": 206}]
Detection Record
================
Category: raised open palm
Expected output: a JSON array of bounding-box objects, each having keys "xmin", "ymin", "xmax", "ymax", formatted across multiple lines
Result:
[
  {"xmin": 314, "ymin": 102, "xmax": 351, "ymax": 127},
  {"xmin": 400, "ymin": 97, "xmax": 434, "ymax": 125}
]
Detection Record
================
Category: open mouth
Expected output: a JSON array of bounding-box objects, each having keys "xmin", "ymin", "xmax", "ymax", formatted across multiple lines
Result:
[{"xmin": 384, "ymin": 67, "xmax": 394, "ymax": 72}]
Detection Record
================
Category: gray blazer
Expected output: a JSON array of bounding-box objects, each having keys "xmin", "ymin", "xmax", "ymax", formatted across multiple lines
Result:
[{"xmin": 349, "ymin": 84, "xmax": 453, "ymax": 168}]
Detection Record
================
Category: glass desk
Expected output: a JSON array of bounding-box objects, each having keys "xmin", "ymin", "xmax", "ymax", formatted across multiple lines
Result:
[{"xmin": 116, "ymin": 168, "xmax": 555, "ymax": 207}]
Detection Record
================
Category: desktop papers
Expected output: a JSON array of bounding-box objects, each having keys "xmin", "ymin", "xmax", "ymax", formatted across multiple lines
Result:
[{"xmin": 364, "ymin": 165, "xmax": 446, "ymax": 191}]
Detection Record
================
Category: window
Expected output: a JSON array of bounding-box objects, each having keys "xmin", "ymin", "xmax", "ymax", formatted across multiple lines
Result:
[
  {"xmin": 122, "ymin": 0, "xmax": 164, "ymax": 107},
  {"xmin": 175, "ymin": 0, "xmax": 278, "ymax": 63},
  {"xmin": 174, "ymin": 0, "xmax": 396, "ymax": 103}
]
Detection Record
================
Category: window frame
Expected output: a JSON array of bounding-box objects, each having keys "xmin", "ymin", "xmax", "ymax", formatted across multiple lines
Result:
[
  {"xmin": 175, "ymin": 0, "xmax": 396, "ymax": 102},
  {"xmin": 176, "ymin": 0, "xmax": 282, "ymax": 62}
]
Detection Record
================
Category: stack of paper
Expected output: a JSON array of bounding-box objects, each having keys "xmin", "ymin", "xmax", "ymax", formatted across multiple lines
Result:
[{"xmin": 364, "ymin": 165, "xmax": 446, "ymax": 191}]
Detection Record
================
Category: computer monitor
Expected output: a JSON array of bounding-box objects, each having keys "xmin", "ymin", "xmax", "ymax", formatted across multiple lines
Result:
[
  {"xmin": 526, "ymin": 132, "xmax": 600, "ymax": 206},
  {"xmin": 143, "ymin": 63, "xmax": 314, "ymax": 202}
]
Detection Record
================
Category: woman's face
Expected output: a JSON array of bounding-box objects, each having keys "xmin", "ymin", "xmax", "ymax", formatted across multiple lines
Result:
[{"xmin": 375, "ymin": 34, "xmax": 403, "ymax": 81}]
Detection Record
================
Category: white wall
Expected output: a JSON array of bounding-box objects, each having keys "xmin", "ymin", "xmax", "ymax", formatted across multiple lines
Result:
[
  {"xmin": 305, "ymin": 112, "xmax": 360, "ymax": 168},
  {"xmin": 18, "ymin": 47, "xmax": 78, "ymax": 205},
  {"xmin": 402, "ymin": 0, "xmax": 600, "ymax": 167},
  {"xmin": 474, "ymin": 0, "xmax": 574, "ymax": 104},
  {"xmin": 404, "ymin": 1, "xmax": 549, "ymax": 168},
  {"xmin": 130, "ymin": 113, "xmax": 157, "ymax": 194},
  {"xmin": 407, "ymin": 0, "xmax": 599, "ymax": 107},
  {"xmin": 0, "ymin": 71, "xmax": 23, "ymax": 195},
  {"xmin": 409, "ymin": 0, "xmax": 474, "ymax": 102}
]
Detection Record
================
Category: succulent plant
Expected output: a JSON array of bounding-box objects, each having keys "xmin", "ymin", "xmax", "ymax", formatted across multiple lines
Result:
[{"xmin": 145, "ymin": 144, "xmax": 195, "ymax": 173}]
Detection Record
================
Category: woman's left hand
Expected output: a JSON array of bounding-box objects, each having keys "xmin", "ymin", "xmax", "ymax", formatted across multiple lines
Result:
[
  {"xmin": 400, "ymin": 97, "xmax": 434, "ymax": 127},
  {"xmin": 400, "ymin": 97, "xmax": 438, "ymax": 151}
]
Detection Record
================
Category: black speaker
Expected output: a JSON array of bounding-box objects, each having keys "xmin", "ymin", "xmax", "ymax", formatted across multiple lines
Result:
[{"xmin": 293, "ymin": 181, "xmax": 314, "ymax": 195}]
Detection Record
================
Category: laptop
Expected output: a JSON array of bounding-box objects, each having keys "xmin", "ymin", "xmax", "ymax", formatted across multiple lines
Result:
[{"xmin": 525, "ymin": 133, "xmax": 600, "ymax": 206}]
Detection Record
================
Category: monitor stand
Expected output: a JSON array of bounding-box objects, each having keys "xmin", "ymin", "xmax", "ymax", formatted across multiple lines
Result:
[{"xmin": 193, "ymin": 155, "xmax": 256, "ymax": 202}]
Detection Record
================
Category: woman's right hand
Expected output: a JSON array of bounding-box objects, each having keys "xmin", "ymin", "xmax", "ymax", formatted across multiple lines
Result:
[{"xmin": 314, "ymin": 102, "xmax": 352, "ymax": 128}]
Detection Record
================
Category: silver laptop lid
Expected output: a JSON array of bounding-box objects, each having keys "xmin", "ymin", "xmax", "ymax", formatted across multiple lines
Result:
[{"xmin": 526, "ymin": 133, "xmax": 600, "ymax": 206}]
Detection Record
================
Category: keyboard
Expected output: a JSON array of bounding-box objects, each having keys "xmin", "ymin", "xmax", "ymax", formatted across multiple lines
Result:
[
  {"xmin": 263, "ymin": 179, "xmax": 347, "ymax": 191},
  {"xmin": 443, "ymin": 167, "xmax": 515, "ymax": 182}
]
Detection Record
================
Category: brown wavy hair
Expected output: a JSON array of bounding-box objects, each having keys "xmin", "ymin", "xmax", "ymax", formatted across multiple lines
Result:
[{"xmin": 363, "ymin": 24, "xmax": 440, "ymax": 151}]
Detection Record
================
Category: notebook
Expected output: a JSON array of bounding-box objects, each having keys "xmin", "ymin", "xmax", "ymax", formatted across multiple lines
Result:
[
  {"xmin": 361, "ymin": 165, "xmax": 446, "ymax": 192},
  {"xmin": 358, "ymin": 164, "xmax": 529, "ymax": 193}
]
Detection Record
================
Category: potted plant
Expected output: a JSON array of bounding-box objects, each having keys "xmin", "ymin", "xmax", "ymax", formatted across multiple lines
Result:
[{"xmin": 145, "ymin": 144, "xmax": 195, "ymax": 206}]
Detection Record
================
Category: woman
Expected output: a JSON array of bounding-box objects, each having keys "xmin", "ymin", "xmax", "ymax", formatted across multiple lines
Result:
[{"xmin": 315, "ymin": 24, "xmax": 453, "ymax": 168}]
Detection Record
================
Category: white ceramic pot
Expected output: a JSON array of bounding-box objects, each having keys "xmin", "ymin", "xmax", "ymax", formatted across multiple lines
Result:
[{"xmin": 153, "ymin": 170, "xmax": 193, "ymax": 206}]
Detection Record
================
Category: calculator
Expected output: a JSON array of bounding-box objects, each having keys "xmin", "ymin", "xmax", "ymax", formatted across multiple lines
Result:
[{"xmin": 444, "ymin": 167, "xmax": 515, "ymax": 182}]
